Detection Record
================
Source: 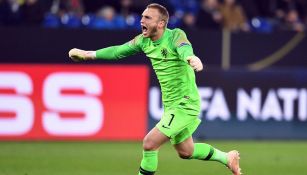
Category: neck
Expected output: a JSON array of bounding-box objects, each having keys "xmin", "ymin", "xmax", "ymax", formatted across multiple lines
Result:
[{"xmin": 150, "ymin": 28, "xmax": 165, "ymax": 41}]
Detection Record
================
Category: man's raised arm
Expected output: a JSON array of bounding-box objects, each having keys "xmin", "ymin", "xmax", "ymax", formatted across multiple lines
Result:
[{"xmin": 69, "ymin": 39, "xmax": 141, "ymax": 62}]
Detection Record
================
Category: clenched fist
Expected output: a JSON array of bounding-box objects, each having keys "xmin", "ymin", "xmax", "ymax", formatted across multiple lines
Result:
[
  {"xmin": 68, "ymin": 48, "xmax": 95, "ymax": 61},
  {"xmin": 187, "ymin": 56, "xmax": 203, "ymax": 72}
]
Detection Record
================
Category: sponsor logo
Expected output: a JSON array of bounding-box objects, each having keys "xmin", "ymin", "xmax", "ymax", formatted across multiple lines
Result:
[
  {"xmin": 162, "ymin": 125, "xmax": 170, "ymax": 129},
  {"xmin": 0, "ymin": 65, "xmax": 148, "ymax": 140},
  {"xmin": 149, "ymin": 86, "xmax": 307, "ymax": 122}
]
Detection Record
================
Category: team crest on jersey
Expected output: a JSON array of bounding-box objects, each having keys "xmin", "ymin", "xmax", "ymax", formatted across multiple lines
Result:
[{"xmin": 161, "ymin": 48, "xmax": 168, "ymax": 59}]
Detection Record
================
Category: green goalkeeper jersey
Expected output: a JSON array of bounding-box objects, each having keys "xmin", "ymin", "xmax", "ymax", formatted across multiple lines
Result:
[{"xmin": 96, "ymin": 28, "xmax": 200, "ymax": 114}]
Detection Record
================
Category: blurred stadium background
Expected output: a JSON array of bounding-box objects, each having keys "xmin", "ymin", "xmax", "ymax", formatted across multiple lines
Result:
[{"xmin": 0, "ymin": 0, "xmax": 307, "ymax": 175}]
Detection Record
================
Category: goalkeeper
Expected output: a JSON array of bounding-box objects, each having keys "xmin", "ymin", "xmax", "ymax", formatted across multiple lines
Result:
[{"xmin": 69, "ymin": 3, "xmax": 241, "ymax": 175}]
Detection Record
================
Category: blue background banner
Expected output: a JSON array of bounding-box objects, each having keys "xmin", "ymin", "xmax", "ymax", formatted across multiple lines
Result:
[{"xmin": 149, "ymin": 68, "xmax": 307, "ymax": 139}]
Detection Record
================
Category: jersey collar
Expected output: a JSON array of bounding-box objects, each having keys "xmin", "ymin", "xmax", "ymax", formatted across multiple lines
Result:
[{"xmin": 152, "ymin": 28, "xmax": 170, "ymax": 45}]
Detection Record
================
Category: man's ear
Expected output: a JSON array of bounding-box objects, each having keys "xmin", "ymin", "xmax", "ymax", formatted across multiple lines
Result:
[{"xmin": 158, "ymin": 20, "xmax": 165, "ymax": 29}]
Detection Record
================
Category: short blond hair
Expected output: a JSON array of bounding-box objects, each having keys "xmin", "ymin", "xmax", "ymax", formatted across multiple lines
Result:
[{"xmin": 147, "ymin": 3, "xmax": 169, "ymax": 27}]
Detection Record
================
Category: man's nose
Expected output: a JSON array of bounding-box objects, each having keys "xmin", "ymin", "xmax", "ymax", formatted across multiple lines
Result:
[{"xmin": 140, "ymin": 17, "xmax": 145, "ymax": 23}]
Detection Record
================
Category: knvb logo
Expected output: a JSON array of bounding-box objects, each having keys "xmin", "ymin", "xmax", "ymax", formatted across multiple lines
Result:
[{"xmin": 161, "ymin": 48, "xmax": 168, "ymax": 59}]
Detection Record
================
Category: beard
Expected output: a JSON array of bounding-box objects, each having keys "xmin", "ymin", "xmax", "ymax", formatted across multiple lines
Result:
[
  {"xmin": 143, "ymin": 25, "xmax": 158, "ymax": 38},
  {"xmin": 150, "ymin": 26, "xmax": 158, "ymax": 36}
]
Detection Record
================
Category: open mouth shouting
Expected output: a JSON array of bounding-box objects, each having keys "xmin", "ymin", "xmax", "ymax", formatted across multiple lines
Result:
[{"xmin": 141, "ymin": 25, "xmax": 148, "ymax": 36}]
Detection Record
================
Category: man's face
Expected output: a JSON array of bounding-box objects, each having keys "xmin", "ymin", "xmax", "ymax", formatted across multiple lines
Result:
[{"xmin": 140, "ymin": 8, "xmax": 163, "ymax": 38}]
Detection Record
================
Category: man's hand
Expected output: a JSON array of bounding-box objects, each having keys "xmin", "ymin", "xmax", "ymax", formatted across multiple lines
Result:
[
  {"xmin": 187, "ymin": 56, "xmax": 203, "ymax": 72},
  {"xmin": 68, "ymin": 48, "xmax": 95, "ymax": 62}
]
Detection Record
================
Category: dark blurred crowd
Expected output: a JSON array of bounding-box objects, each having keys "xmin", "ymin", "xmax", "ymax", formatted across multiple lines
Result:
[{"xmin": 0, "ymin": 0, "xmax": 306, "ymax": 33}]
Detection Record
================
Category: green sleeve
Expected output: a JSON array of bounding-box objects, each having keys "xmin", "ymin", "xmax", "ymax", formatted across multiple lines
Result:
[
  {"xmin": 173, "ymin": 29, "xmax": 194, "ymax": 62},
  {"xmin": 177, "ymin": 44, "xmax": 194, "ymax": 62},
  {"xmin": 96, "ymin": 35, "xmax": 142, "ymax": 60}
]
